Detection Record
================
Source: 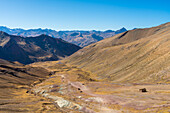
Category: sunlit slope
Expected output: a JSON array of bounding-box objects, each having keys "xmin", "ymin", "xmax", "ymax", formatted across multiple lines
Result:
[
  {"xmin": 0, "ymin": 59, "xmax": 62, "ymax": 112},
  {"xmin": 65, "ymin": 22, "xmax": 170, "ymax": 84}
]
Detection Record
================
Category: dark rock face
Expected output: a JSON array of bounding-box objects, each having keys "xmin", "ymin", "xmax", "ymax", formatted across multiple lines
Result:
[
  {"xmin": 0, "ymin": 31, "xmax": 81, "ymax": 64},
  {"xmin": 0, "ymin": 26, "xmax": 127, "ymax": 47}
]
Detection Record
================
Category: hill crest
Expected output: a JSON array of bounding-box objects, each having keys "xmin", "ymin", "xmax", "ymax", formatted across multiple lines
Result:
[
  {"xmin": 0, "ymin": 32, "xmax": 81, "ymax": 64},
  {"xmin": 65, "ymin": 22, "xmax": 170, "ymax": 84}
]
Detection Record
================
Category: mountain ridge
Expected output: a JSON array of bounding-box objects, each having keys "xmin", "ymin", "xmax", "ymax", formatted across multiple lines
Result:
[
  {"xmin": 0, "ymin": 32, "xmax": 81, "ymax": 64},
  {"xmin": 65, "ymin": 22, "xmax": 170, "ymax": 84},
  {"xmin": 0, "ymin": 26, "xmax": 127, "ymax": 47},
  {"xmin": 0, "ymin": 23, "xmax": 169, "ymax": 112}
]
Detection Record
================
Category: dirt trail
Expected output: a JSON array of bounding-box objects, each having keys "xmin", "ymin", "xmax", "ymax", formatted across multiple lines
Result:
[
  {"xmin": 29, "ymin": 62, "xmax": 170, "ymax": 113},
  {"xmin": 49, "ymin": 74, "xmax": 128, "ymax": 112}
]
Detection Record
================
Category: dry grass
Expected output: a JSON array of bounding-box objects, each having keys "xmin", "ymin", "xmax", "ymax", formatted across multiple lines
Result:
[
  {"xmin": 30, "ymin": 61, "xmax": 170, "ymax": 113},
  {"xmin": 1, "ymin": 23, "xmax": 170, "ymax": 112},
  {"xmin": 65, "ymin": 22, "xmax": 170, "ymax": 84}
]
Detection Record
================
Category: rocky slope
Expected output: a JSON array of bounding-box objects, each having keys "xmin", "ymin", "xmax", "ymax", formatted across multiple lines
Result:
[
  {"xmin": 0, "ymin": 32, "xmax": 80, "ymax": 64},
  {"xmin": 0, "ymin": 26, "xmax": 127, "ymax": 47},
  {"xmin": 65, "ymin": 22, "xmax": 170, "ymax": 84}
]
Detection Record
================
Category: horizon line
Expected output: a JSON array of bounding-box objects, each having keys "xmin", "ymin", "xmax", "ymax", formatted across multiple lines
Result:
[{"xmin": 0, "ymin": 25, "xmax": 128, "ymax": 32}]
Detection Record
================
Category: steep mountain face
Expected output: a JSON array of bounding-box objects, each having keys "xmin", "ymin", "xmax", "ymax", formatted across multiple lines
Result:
[
  {"xmin": 65, "ymin": 22, "xmax": 170, "ymax": 84},
  {"xmin": 0, "ymin": 26, "xmax": 127, "ymax": 47},
  {"xmin": 0, "ymin": 32, "xmax": 80, "ymax": 64}
]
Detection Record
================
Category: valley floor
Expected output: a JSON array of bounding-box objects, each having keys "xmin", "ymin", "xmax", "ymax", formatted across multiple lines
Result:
[{"xmin": 28, "ymin": 61, "xmax": 170, "ymax": 113}]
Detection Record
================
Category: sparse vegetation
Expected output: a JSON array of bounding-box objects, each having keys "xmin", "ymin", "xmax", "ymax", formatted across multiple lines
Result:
[{"xmin": 0, "ymin": 23, "xmax": 169, "ymax": 113}]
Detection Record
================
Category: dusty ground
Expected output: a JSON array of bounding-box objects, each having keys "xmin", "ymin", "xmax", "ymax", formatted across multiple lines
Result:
[{"xmin": 29, "ymin": 61, "xmax": 170, "ymax": 113}]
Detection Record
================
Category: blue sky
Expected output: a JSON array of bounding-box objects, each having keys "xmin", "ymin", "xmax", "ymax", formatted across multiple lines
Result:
[{"xmin": 0, "ymin": 0, "xmax": 169, "ymax": 31}]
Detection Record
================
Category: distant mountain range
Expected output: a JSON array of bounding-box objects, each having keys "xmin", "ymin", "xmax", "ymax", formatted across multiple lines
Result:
[
  {"xmin": 0, "ymin": 31, "xmax": 80, "ymax": 64},
  {"xmin": 0, "ymin": 26, "xmax": 127, "ymax": 47}
]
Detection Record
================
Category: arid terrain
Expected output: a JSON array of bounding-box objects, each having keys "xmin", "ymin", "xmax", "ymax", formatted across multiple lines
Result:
[
  {"xmin": 0, "ymin": 23, "xmax": 169, "ymax": 113},
  {"xmin": 29, "ymin": 61, "xmax": 170, "ymax": 113},
  {"xmin": 65, "ymin": 22, "xmax": 170, "ymax": 84},
  {"xmin": 0, "ymin": 0, "xmax": 169, "ymax": 112},
  {"xmin": 0, "ymin": 59, "xmax": 59, "ymax": 112}
]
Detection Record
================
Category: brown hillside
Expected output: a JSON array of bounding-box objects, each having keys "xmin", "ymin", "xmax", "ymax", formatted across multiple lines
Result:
[
  {"xmin": 0, "ymin": 59, "xmax": 64, "ymax": 112},
  {"xmin": 0, "ymin": 32, "xmax": 81, "ymax": 64},
  {"xmin": 65, "ymin": 22, "xmax": 170, "ymax": 84}
]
